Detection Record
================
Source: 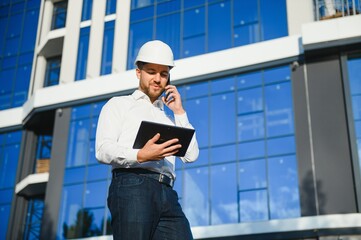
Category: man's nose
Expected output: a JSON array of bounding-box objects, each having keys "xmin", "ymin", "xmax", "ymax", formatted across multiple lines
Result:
[{"xmin": 154, "ymin": 73, "xmax": 161, "ymax": 82}]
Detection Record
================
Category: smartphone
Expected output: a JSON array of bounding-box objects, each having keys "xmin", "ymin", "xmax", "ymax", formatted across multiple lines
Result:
[{"xmin": 164, "ymin": 75, "xmax": 171, "ymax": 100}]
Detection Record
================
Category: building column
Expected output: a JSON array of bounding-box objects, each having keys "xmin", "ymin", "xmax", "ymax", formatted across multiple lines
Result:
[
  {"xmin": 112, "ymin": 0, "xmax": 131, "ymax": 73},
  {"xmin": 286, "ymin": 0, "xmax": 314, "ymax": 35},
  {"xmin": 29, "ymin": 0, "xmax": 53, "ymax": 95},
  {"xmin": 59, "ymin": 0, "xmax": 83, "ymax": 84},
  {"xmin": 293, "ymin": 54, "xmax": 358, "ymax": 216},
  {"xmin": 40, "ymin": 108, "xmax": 71, "ymax": 240},
  {"xmin": 86, "ymin": 0, "xmax": 107, "ymax": 78}
]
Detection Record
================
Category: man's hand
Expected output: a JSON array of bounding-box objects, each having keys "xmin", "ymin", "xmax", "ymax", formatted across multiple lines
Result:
[
  {"xmin": 162, "ymin": 85, "xmax": 185, "ymax": 115},
  {"xmin": 137, "ymin": 133, "xmax": 182, "ymax": 163}
]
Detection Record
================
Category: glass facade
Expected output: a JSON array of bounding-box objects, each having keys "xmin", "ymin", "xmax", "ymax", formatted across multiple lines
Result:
[
  {"xmin": 57, "ymin": 102, "xmax": 112, "ymax": 239},
  {"xmin": 75, "ymin": 27, "xmax": 91, "ymax": 81},
  {"xmin": 0, "ymin": 131, "xmax": 22, "ymax": 240},
  {"xmin": 347, "ymin": 57, "xmax": 361, "ymax": 177},
  {"xmin": 176, "ymin": 65, "xmax": 299, "ymax": 225},
  {"xmin": 81, "ymin": 0, "xmax": 93, "ymax": 21},
  {"xmin": 127, "ymin": 0, "xmax": 288, "ymax": 69},
  {"xmin": 105, "ymin": 0, "xmax": 117, "ymax": 15},
  {"xmin": 2, "ymin": 0, "xmax": 359, "ymax": 239},
  {"xmin": 0, "ymin": 0, "xmax": 40, "ymax": 110},
  {"xmin": 23, "ymin": 199, "xmax": 44, "ymax": 240},
  {"xmin": 100, "ymin": 20, "xmax": 115, "ymax": 76},
  {"xmin": 51, "ymin": 0, "xmax": 67, "ymax": 30},
  {"xmin": 44, "ymin": 57, "xmax": 61, "ymax": 87},
  {"xmin": 57, "ymin": 64, "xmax": 299, "ymax": 236}
]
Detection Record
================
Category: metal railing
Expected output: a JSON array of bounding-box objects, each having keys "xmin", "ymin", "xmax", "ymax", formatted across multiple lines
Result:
[{"xmin": 315, "ymin": 0, "xmax": 361, "ymax": 20}]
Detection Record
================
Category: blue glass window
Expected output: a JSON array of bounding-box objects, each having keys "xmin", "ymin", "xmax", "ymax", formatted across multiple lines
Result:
[
  {"xmin": 51, "ymin": 1, "xmax": 67, "ymax": 30},
  {"xmin": 100, "ymin": 20, "xmax": 115, "ymax": 75},
  {"xmin": 58, "ymin": 101, "xmax": 109, "ymax": 239},
  {"xmin": 23, "ymin": 199, "xmax": 44, "ymax": 239},
  {"xmin": 268, "ymin": 155, "xmax": 300, "ymax": 219},
  {"xmin": 128, "ymin": 20, "xmax": 153, "ymax": 69},
  {"xmin": 81, "ymin": 0, "xmax": 93, "ymax": 21},
  {"xmin": 239, "ymin": 159, "xmax": 267, "ymax": 190},
  {"xmin": 156, "ymin": 13, "xmax": 181, "ymax": 60},
  {"xmin": 210, "ymin": 92, "xmax": 236, "ymax": 146},
  {"xmin": 0, "ymin": 68, "xmax": 15, "ymax": 110},
  {"xmin": 105, "ymin": 0, "xmax": 117, "ymax": 15},
  {"xmin": 178, "ymin": 65, "xmax": 299, "ymax": 226},
  {"xmin": 239, "ymin": 190, "xmax": 268, "ymax": 221},
  {"xmin": 208, "ymin": 1, "xmax": 232, "ymax": 52},
  {"xmin": 128, "ymin": 0, "xmax": 288, "ymax": 69},
  {"xmin": 347, "ymin": 57, "xmax": 361, "ymax": 181},
  {"xmin": 0, "ymin": 0, "xmax": 40, "ymax": 110},
  {"xmin": 21, "ymin": 9, "xmax": 39, "ymax": 52},
  {"xmin": 270, "ymin": 1, "xmax": 291, "ymax": 38},
  {"xmin": 75, "ymin": 27, "xmax": 91, "ymax": 81},
  {"xmin": 183, "ymin": 167, "xmax": 209, "ymax": 226},
  {"xmin": 44, "ymin": 57, "xmax": 61, "ymax": 87},
  {"xmin": 0, "ymin": 131, "xmax": 22, "ymax": 240},
  {"xmin": 210, "ymin": 163, "xmax": 237, "ymax": 224}
]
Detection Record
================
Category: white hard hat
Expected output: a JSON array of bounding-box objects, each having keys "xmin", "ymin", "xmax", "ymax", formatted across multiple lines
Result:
[{"xmin": 134, "ymin": 40, "xmax": 175, "ymax": 68}]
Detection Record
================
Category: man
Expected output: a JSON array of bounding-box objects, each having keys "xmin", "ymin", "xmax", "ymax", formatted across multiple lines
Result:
[{"xmin": 95, "ymin": 40, "xmax": 199, "ymax": 240}]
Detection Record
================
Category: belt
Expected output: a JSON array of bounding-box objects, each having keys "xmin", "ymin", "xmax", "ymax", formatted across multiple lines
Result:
[{"xmin": 112, "ymin": 168, "xmax": 174, "ymax": 188}]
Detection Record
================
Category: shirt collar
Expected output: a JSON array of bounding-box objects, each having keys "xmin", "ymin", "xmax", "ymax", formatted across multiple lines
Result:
[{"xmin": 132, "ymin": 90, "xmax": 164, "ymax": 110}]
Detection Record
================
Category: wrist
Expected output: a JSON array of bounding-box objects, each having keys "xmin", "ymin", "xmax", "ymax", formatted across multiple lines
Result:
[
  {"xmin": 173, "ymin": 108, "xmax": 185, "ymax": 115},
  {"xmin": 136, "ymin": 150, "xmax": 146, "ymax": 163}
]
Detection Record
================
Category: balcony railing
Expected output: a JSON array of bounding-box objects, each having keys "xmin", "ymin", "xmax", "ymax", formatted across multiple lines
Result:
[{"xmin": 315, "ymin": 0, "xmax": 361, "ymax": 20}]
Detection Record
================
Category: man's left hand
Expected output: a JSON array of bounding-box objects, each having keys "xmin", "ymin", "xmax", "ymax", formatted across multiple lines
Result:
[{"xmin": 162, "ymin": 85, "xmax": 185, "ymax": 115}]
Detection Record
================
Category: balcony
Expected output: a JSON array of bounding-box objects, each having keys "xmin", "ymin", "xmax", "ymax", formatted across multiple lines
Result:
[{"xmin": 315, "ymin": 0, "xmax": 360, "ymax": 20}]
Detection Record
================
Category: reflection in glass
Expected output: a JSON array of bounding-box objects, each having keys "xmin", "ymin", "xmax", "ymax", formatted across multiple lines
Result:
[
  {"xmin": 265, "ymin": 82, "xmax": 294, "ymax": 137},
  {"xmin": 347, "ymin": 57, "xmax": 361, "ymax": 180},
  {"xmin": 239, "ymin": 159, "xmax": 267, "ymax": 190},
  {"xmin": 268, "ymin": 155, "xmax": 300, "ymax": 219},
  {"xmin": 211, "ymin": 92, "xmax": 236, "ymax": 146},
  {"xmin": 58, "ymin": 64, "xmax": 299, "ymax": 230},
  {"xmin": 60, "ymin": 101, "xmax": 110, "ymax": 238},
  {"xmin": 183, "ymin": 167, "xmax": 209, "ymax": 226},
  {"xmin": 238, "ymin": 113, "xmax": 265, "ymax": 141},
  {"xmin": 239, "ymin": 190, "xmax": 268, "ymax": 222},
  {"xmin": 180, "ymin": 65, "xmax": 298, "ymax": 225},
  {"xmin": 211, "ymin": 163, "xmax": 237, "ymax": 225}
]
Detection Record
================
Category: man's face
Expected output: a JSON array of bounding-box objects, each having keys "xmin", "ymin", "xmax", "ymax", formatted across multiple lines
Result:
[{"xmin": 136, "ymin": 63, "xmax": 170, "ymax": 103}]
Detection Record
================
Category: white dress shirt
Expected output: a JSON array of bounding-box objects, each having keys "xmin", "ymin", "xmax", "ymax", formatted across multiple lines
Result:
[{"xmin": 95, "ymin": 90, "xmax": 199, "ymax": 179}]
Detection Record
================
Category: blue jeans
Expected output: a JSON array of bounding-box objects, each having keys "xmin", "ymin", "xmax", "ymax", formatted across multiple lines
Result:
[{"xmin": 108, "ymin": 171, "xmax": 193, "ymax": 240}]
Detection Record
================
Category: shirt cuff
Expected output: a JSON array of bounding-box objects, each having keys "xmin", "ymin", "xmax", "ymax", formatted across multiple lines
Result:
[
  {"xmin": 125, "ymin": 148, "xmax": 139, "ymax": 162},
  {"xmin": 174, "ymin": 112, "xmax": 190, "ymax": 127}
]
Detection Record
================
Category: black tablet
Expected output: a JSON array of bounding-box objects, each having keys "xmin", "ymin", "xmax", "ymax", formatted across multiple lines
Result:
[{"xmin": 133, "ymin": 121, "xmax": 195, "ymax": 157}]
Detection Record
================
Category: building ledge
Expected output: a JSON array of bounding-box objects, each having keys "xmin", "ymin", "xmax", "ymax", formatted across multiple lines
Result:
[
  {"xmin": 68, "ymin": 213, "xmax": 361, "ymax": 240},
  {"xmin": 302, "ymin": 14, "xmax": 361, "ymax": 50},
  {"xmin": 38, "ymin": 28, "xmax": 65, "ymax": 58},
  {"xmin": 192, "ymin": 213, "xmax": 361, "ymax": 239},
  {"xmin": 15, "ymin": 172, "xmax": 49, "ymax": 199}
]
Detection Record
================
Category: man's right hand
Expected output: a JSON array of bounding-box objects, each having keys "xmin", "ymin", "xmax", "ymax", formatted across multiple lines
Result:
[{"xmin": 137, "ymin": 133, "xmax": 182, "ymax": 163}]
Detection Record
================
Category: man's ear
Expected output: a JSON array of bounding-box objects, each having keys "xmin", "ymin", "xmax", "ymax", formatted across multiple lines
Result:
[{"xmin": 136, "ymin": 68, "xmax": 141, "ymax": 80}]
